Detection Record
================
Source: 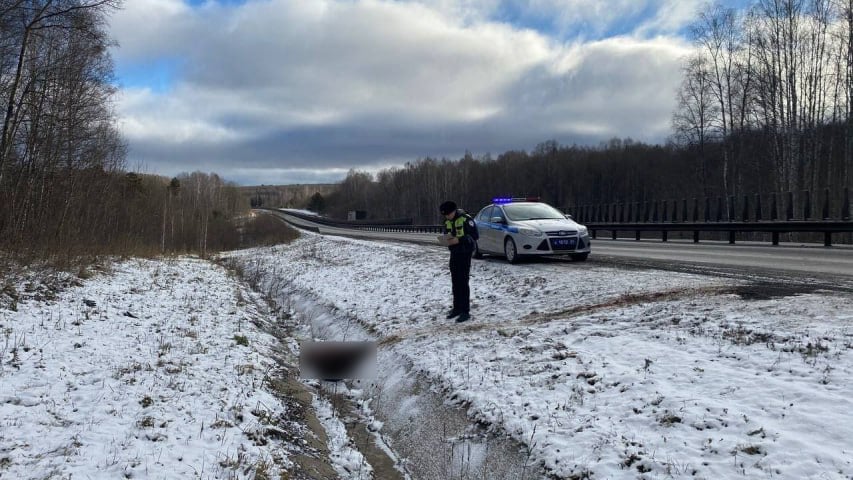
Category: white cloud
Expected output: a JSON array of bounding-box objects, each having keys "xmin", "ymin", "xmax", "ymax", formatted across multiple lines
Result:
[
  {"xmin": 634, "ymin": 0, "xmax": 705, "ymax": 36},
  {"xmin": 109, "ymin": 0, "xmax": 697, "ymax": 184},
  {"xmin": 110, "ymin": 0, "xmax": 193, "ymax": 60}
]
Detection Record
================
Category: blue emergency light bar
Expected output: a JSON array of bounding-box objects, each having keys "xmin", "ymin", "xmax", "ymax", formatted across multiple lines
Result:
[{"xmin": 492, "ymin": 196, "xmax": 541, "ymax": 204}]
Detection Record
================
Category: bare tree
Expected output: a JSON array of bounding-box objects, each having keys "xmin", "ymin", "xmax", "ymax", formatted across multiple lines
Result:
[{"xmin": 673, "ymin": 55, "xmax": 720, "ymax": 195}]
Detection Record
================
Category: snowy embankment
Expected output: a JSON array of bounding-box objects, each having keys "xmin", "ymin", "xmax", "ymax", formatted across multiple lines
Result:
[
  {"xmin": 228, "ymin": 232, "xmax": 853, "ymax": 479},
  {"xmin": 0, "ymin": 258, "xmax": 353, "ymax": 479}
]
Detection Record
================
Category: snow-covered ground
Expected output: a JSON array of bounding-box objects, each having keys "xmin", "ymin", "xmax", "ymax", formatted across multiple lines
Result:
[
  {"xmin": 226, "ymin": 232, "xmax": 853, "ymax": 479},
  {"xmin": 0, "ymin": 257, "xmax": 362, "ymax": 479},
  {"xmin": 2, "ymin": 230, "xmax": 851, "ymax": 479}
]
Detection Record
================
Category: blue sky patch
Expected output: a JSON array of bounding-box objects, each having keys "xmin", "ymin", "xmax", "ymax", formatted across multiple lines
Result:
[
  {"xmin": 186, "ymin": 0, "xmax": 247, "ymax": 6},
  {"xmin": 490, "ymin": 0, "xmax": 754, "ymax": 41},
  {"xmin": 115, "ymin": 57, "xmax": 184, "ymax": 93}
]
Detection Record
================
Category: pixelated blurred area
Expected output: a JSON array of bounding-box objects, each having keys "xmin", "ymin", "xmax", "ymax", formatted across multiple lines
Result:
[{"xmin": 299, "ymin": 341, "xmax": 377, "ymax": 381}]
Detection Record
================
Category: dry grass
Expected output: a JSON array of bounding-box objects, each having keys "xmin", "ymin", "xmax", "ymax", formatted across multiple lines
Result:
[{"xmin": 237, "ymin": 213, "xmax": 300, "ymax": 248}]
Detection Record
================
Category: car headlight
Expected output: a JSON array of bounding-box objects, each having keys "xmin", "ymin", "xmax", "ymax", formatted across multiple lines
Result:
[
  {"xmin": 517, "ymin": 227, "xmax": 543, "ymax": 237},
  {"xmin": 577, "ymin": 225, "xmax": 588, "ymax": 236}
]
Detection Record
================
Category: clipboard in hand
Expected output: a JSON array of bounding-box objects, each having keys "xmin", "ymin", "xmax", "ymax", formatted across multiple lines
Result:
[{"xmin": 436, "ymin": 234, "xmax": 454, "ymax": 246}]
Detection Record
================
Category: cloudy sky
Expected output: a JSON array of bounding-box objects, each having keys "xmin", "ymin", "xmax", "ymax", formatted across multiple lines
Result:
[{"xmin": 108, "ymin": 0, "xmax": 744, "ymax": 186}]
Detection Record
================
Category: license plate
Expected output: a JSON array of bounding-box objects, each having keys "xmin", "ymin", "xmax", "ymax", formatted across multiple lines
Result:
[{"xmin": 550, "ymin": 238, "xmax": 576, "ymax": 250}]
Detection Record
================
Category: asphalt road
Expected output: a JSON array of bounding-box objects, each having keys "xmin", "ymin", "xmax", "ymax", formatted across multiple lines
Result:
[
  {"xmin": 268, "ymin": 210, "xmax": 853, "ymax": 288},
  {"xmin": 590, "ymin": 238, "xmax": 853, "ymax": 276}
]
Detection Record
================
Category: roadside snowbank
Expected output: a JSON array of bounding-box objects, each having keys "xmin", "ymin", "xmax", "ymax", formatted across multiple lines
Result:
[
  {"xmin": 0, "ymin": 257, "xmax": 339, "ymax": 479},
  {"xmin": 228, "ymin": 232, "xmax": 853, "ymax": 479}
]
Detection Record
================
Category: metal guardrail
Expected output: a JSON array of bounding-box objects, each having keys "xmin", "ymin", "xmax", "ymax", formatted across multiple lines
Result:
[
  {"xmin": 266, "ymin": 208, "xmax": 445, "ymax": 234},
  {"xmin": 569, "ymin": 187, "xmax": 852, "ymax": 246},
  {"xmin": 267, "ymin": 206, "xmax": 853, "ymax": 247},
  {"xmin": 586, "ymin": 221, "xmax": 853, "ymax": 246}
]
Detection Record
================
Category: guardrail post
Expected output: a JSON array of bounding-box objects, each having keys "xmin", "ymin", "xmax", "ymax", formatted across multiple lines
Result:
[
  {"xmin": 822, "ymin": 188, "xmax": 830, "ymax": 220},
  {"xmin": 663, "ymin": 230, "xmax": 668, "ymax": 242},
  {"xmin": 693, "ymin": 230, "xmax": 700, "ymax": 243},
  {"xmin": 772, "ymin": 232, "xmax": 780, "ymax": 245},
  {"xmin": 824, "ymin": 232, "xmax": 832, "ymax": 247},
  {"xmin": 803, "ymin": 190, "xmax": 811, "ymax": 220},
  {"xmin": 755, "ymin": 194, "xmax": 762, "ymax": 221},
  {"xmin": 742, "ymin": 195, "xmax": 749, "ymax": 222},
  {"xmin": 843, "ymin": 187, "xmax": 851, "ymax": 220},
  {"xmin": 786, "ymin": 191, "xmax": 794, "ymax": 220},
  {"xmin": 729, "ymin": 231, "xmax": 736, "ymax": 244},
  {"xmin": 728, "ymin": 195, "xmax": 736, "ymax": 221}
]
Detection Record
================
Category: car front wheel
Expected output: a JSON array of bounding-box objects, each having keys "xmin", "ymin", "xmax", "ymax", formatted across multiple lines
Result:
[
  {"xmin": 505, "ymin": 237, "xmax": 520, "ymax": 264},
  {"xmin": 571, "ymin": 252, "xmax": 589, "ymax": 262}
]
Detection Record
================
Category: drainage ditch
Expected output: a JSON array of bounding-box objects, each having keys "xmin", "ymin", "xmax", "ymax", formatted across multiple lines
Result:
[{"xmin": 291, "ymin": 293, "xmax": 548, "ymax": 480}]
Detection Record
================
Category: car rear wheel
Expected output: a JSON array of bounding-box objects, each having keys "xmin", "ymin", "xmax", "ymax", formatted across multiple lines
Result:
[
  {"xmin": 571, "ymin": 252, "xmax": 589, "ymax": 262},
  {"xmin": 473, "ymin": 240, "xmax": 483, "ymax": 259},
  {"xmin": 505, "ymin": 237, "xmax": 520, "ymax": 264}
]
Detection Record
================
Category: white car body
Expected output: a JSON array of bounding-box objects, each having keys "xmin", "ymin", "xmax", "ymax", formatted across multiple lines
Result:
[{"xmin": 473, "ymin": 200, "xmax": 591, "ymax": 263}]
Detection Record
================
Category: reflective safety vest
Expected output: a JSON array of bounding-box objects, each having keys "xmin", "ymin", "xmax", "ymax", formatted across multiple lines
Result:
[{"xmin": 444, "ymin": 214, "xmax": 468, "ymax": 240}]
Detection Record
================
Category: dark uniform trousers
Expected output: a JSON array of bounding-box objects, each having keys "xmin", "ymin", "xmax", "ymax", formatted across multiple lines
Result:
[{"xmin": 449, "ymin": 245, "xmax": 472, "ymax": 313}]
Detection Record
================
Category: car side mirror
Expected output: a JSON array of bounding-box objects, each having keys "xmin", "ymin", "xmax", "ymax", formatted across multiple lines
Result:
[
  {"xmin": 490, "ymin": 216, "xmax": 506, "ymax": 224},
  {"xmin": 564, "ymin": 214, "xmax": 573, "ymax": 219}
]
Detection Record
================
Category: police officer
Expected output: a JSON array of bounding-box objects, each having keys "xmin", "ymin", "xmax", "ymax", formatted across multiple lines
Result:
[{"xmin": 440, "ymin": 200, "xmax": 475, "ymax": 323}]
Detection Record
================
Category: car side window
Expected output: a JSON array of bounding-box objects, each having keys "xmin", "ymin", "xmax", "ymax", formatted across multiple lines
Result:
[
  {"xmin": 492, "ymin": 207, "xmax": 506, "ymax": 223},
  {"xmin": 477, "ymin": 206, "xmax": 493, "ymax": 222}
]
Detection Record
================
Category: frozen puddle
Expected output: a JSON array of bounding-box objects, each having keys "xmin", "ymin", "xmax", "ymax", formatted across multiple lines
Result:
[{"xmin": 289, "ymin": 293, "xmax": 546, "ymax": 480}]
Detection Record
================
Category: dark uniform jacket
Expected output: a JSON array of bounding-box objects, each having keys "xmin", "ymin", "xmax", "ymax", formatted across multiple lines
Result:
[{"xmin": 444, "ymin": 209, "xmax": 475, "ymax": 252}]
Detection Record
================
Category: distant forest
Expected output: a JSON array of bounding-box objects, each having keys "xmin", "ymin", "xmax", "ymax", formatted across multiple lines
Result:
[
  {"xmin": 323, "ymin": 0, "xmax": 853, "ymax": 224},
  {"xmin": 0, "ymin": 1, "xmax": 248, "ymax": 263},
  {"xmin": 4, "ymin": 1, "xmax": 853, "ymax": 264}
]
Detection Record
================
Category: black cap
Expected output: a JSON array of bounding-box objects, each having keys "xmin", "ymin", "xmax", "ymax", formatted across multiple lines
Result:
[{"xmin": 439, "ymin": 201, "xmax": 457, "ymax": 215}]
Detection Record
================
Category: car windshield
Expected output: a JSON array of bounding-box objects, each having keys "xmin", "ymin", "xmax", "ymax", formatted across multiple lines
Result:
[{"xmin": 503, "ymin": 203, "xmax": 565, "ymax": 221}]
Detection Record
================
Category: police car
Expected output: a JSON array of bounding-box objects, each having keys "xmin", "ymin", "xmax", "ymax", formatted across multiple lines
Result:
[{"xmin": 473, "ymin": 197, "xmax": 591, "ymax": 263}]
